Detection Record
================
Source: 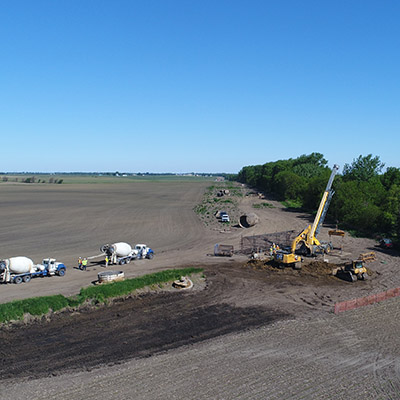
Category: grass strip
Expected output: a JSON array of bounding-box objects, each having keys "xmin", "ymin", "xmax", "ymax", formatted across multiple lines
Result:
[
  {"xmin": 0, "ymin": 267, "xmax": 203, "ymax": 324},
  {"xmin": 281, "ymin": 199, "xmax": 303, "ymax": 209},
  {"xmin": 76, "ymin": 267, "xmax": 203, "ymax": 303},
  {"xmin": 252, "ymin": 202, "xmax": 275, "ymax": 209},
  {"xmin": 0, "ymin": 295, "xmax": 69, "ymax": 324}
]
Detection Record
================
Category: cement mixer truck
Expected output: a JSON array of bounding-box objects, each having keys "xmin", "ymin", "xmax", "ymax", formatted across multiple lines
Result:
[
  {"xmin": 100, "ymin": 242, "xmax": 154, "ymax": 265},
  {"xmin": 0, "ymin": 256, "xmax": 66, "ymax": 284}
]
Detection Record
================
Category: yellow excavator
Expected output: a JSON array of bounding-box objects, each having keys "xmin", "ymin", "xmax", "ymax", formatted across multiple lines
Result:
[{"xmin": 274, "ymin": 164, "xmax": 340, "ymax": 269}]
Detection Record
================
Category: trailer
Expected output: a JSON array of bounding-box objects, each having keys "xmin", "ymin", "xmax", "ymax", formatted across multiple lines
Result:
[{"xmin": 214, "ymin": 244, "xmax": 234, "ymax": 257}]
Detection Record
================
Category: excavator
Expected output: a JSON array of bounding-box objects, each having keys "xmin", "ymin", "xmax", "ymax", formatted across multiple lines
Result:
[{"xmin": 273, "ymin": 164, "xmax": 340, "ymax": 269}]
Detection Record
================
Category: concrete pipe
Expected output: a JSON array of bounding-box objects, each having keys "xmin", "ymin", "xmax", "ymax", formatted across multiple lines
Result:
[
  {"xmin": 239, "ymin": 213, "xmax": 259, "ymax": 228},
  {"xmin": 97, "ymin": 270, "xmax": 125, "ymax": 283}
]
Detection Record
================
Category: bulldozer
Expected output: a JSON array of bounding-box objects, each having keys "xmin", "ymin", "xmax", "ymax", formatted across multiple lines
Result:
[
  {"xmin": 336, "ymin": 260, "xmax": 369, "ymax": 282},
  {"xmin": 273, "ymin": 164, "xmax": 339, "ymax": 268}
]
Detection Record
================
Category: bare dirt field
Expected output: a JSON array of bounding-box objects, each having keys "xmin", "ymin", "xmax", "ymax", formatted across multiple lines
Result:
[
  {"xmin": 1, "ymin": 179, "xmax": 400, "ymax": 399},
  {"xmin": 0, "ymin": 179, "xmax": 221, "ymax": 302}
]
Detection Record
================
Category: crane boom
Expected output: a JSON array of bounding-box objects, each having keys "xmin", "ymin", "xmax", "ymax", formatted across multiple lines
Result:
[
  {"xmin": 274, "ymin": 164, "xmax": 340, "ymax": 267},
  {"xmin": 310, "ymin": 164, "xmax": 339, "ymax": 240}
]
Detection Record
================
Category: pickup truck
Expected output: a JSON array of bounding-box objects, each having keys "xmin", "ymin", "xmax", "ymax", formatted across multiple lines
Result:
[{"xmin": 221, "ymin": 213, "xmax": 230, "ymax": 222}]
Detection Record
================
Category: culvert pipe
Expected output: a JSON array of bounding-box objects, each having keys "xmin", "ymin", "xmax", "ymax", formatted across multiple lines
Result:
[
  {"xmin": 239, "ymin": 213, "xmax": 259, "ymax": 228},
  {"xmin": 97, "ymin": 270, "xmax": 125, "ymax": 283}
]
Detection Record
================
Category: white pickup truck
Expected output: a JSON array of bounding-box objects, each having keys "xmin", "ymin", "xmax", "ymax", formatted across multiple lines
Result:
[{"xmin": 220, "ymin": 212, "xmax": 230, "ymax": 222}]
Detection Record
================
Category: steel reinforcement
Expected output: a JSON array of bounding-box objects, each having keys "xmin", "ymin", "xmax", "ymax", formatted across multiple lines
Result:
[{"xmin": 334, "ymin": 287, "xmax": 400, "ymax": 314}]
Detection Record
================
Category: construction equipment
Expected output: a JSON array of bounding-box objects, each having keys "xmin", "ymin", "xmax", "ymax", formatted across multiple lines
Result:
[
  {"xmin": 379, "ymin": 238, "xmax": 393, "ymax": 249},
  {"xmin": 273, "ymin": 164, "xmax": 339, "ymax": 268},
  {"xmin": 0, "ymin": 256, "xmax": 66, "ymax": 284},
  {"xmin": 100, "ymin": 242, "xmax": 133, "ymax": 265},
  {"xmin": 133, "ymin": 244, "xmax": 154, "ymax": 260},
  {"xmin": 336, "ymin": 260, "xmax": 368, "ymax": 282},
  {"xmin": 273, "ymin": 251, "xmax": 302, "ymax": 269},
  {"xmin": 100, "ymin": 242, "xmax": 154, "ymax": 265}
]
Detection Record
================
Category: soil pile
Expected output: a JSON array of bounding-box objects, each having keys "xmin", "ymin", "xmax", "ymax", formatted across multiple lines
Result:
[{"xmin": 248, "ymin": 259, "xmax": 342, "ymax": 282}]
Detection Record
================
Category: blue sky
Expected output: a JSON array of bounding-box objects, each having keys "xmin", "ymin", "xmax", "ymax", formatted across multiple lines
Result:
[{"xmin": 1, "ymin": 0, "xmax": 399, "ymax": 173}]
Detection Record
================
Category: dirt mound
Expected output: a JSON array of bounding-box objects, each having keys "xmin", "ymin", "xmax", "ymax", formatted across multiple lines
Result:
[
  {"xmin": 248, "ymin": 259, "xmax": 343, "ymax": 282},
  {"xmin": 300, "ymin": 261, "xmax": 340, "ymax": 276}
]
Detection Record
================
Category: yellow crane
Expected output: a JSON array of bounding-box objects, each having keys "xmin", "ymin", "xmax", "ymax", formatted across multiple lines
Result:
[{"xmin": 274, "ymin": 164, "xmax": 339, "ymax": 269}]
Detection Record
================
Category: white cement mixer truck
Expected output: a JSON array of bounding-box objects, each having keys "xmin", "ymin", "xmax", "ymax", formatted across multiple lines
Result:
[
  {"xmin": 0, "ymin": 256, "xmax": 66, "ymax": 284},
  {"xmin": 100, "ymin": 242, "xmax": 154, "ymax": 265}
]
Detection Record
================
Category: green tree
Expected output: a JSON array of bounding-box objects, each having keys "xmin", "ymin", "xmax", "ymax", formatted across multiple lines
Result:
[
  {"xmin": 273, "ymin": 171, "xmax": 306, "ymax": 201},
  {"xmin": 302, "ymin": 169, "xmax": 333, "ymax": 211},
  {"xmin": 381, "ymin": 167, "xmax": 400, "ymax": 189},
  {"xmin": 380, "ymin": 184, "xmax": 400, "ymax": 235},
  {"xmin": 331, "ymin": 179, "xmax": 386, "ymax": 234},
  {"xmin": 292, "ymin": 152, "xmax": 328, "ymax": 168},
  {"xmin": 342, "ymin": 154, "xmax": 384, "ymax": 181}
]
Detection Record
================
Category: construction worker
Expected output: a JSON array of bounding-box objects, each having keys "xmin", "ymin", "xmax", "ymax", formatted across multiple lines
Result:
[
  {"xmin": 269, "ymin": 246, "xmax": 274, "ymax": 256},
  {"xmin": 105, "ymin": 255, "xmax": 109, "ymax": 267},
  {"xmin": 78, "ymin": 257, "xmax": 82, "ymax": 270},
  {"xmin": 81, "ymin": 258, "xmax": 88, "ymax": 271}
]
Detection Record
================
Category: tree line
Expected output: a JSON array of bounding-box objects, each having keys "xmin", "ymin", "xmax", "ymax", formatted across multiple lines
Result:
[
  {"xmin": 233, "ymin": 153, "xmax": 400, "ymax": 240},
  {"xmin": 2, "ymin": 176, "xmax": 63, "ymax": 184}
]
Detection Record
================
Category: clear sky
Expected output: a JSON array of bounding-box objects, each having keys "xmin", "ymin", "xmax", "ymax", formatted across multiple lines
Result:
[{"xmin": 1, "ymin": 0, "xmax": 399, "ymax": 173}]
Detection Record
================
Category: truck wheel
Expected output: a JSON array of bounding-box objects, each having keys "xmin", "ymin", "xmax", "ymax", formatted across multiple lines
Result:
[
  {"xmin": 14, "ymin": 276, "xmax": 23, "ymax": 284},
  {"xmin": 58, "ymin": 268, "xmax": 66, "ymax": 276},
  {"xmin": 23, "ymin": 275, "xmax": 31, "ymax": 283},
  {"xmin": 147, "ymin": 253, "xmax": 154, "ymax": 259},
  {"xmin": 119, "ymin": 259, "xmax": 126, "ymax": 265}
]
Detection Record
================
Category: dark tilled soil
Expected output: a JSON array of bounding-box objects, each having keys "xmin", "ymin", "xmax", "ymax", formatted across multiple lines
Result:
[
  {"xmin": 0, "ymin": 256, "xmax": 389, "ymax": 383},
  {"xmin": 0, "ymin": 262, "xmax": 291, "ymax": 381}
]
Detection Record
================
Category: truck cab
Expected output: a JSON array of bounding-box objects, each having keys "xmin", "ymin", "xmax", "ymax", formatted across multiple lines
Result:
[
  {"xmin": 133, "ymin": 244, "xmax": 154, "ymax": 259},
  {"xmin": 42, "ymin": 258, "xmax": 66, "ymax": 276}
]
